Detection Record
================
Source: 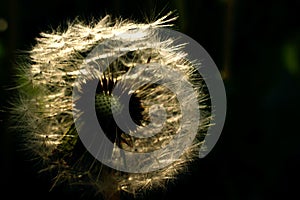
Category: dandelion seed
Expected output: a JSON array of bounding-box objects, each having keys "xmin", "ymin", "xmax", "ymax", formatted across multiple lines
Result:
[{"xmin": 10, "ymin": 12, "xmax": 212, "ymax": 199}]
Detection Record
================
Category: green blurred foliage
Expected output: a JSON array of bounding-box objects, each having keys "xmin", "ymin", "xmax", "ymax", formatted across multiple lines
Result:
[{"xmin": 283, "ymin": 42, "xmax": 299, "ymax": 76}]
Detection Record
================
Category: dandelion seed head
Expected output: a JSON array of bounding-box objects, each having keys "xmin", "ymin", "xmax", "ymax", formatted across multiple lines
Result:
[{"xmin": 10, "ymin": 12, "xmax": 212, "ymax": 198}]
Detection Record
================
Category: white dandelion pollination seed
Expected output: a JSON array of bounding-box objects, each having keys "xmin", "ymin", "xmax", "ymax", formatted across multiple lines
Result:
[{"xmin": 10, "ymin": 12, "xmax": 212, "ymax": 199}]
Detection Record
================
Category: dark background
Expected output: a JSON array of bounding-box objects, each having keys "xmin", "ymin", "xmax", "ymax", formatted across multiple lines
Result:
[{"xmin": 0, "ymin": 0, "xmax": 299, "ymax": 199}]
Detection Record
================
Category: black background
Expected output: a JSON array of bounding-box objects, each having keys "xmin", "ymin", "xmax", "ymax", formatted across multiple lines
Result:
[{"xmin": 0, "ymin": 0, "xmax": 299, "ymax": 199}]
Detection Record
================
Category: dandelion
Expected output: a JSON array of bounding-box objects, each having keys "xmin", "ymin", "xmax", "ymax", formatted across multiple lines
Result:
[{"xmin": 10, "ymin": 12, "xmax": 212, "ymax": 199}]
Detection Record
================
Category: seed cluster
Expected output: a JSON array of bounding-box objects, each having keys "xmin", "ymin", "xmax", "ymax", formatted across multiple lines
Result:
[{"xmin": 10, "ymin": 12, "xmax": 211, "ymax": 199}]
